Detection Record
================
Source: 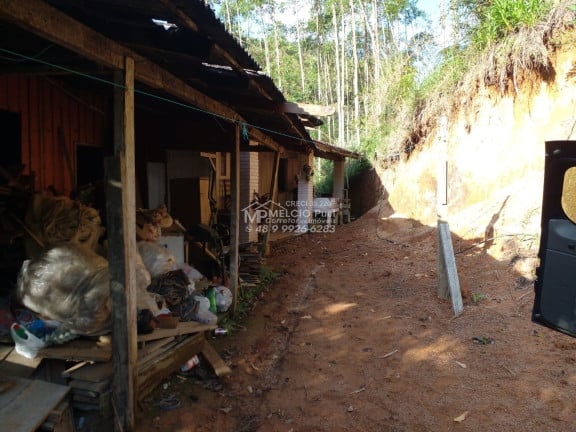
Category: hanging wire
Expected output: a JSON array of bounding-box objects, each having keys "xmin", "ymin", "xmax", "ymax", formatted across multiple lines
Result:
[
  {"xmin": 0, "ymin": 44, "xmax": 55, "ymax": 62},
  {"xmin": 0, "ymin": 46, "xmax": 321, "ymax": 147}
]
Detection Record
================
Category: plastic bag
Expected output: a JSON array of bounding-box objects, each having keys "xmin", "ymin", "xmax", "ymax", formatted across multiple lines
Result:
[
  {"xmin": 189, "ymin": 296, "xmax": 218, "ymax": 325},
  {"xmin": 16, "ymin": 243, "xmax": 111, "ymax": 336},
  {"xmin": 137, "ymin": 241, "xmax": 178, "ymax": 277},
  {"xmin": 134, "ymin": 250, "xmax": 160, "ymax": 315},
  {"xmin": 11, "ymin": 322, "xmax": 46, "ymax": 359},
  {"xmin": 180, "ymin": 263, "xmax": 205, "ymax": 283},
  {"xmin": 215, "ymin": 285, "xmax": 233, "ymax": 312}
]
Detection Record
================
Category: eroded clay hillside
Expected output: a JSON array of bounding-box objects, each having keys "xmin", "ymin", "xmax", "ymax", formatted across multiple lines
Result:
[{"xmin": 375, "ymin": 46, "xmax": 576, "ymax": 263}]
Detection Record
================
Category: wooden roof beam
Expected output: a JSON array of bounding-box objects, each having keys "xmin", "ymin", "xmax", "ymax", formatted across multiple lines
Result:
[
  {"xmin": 0, "ymin": 0, "xmax": 283, "ymax": 152},
  {"xmin": 157, "ymin": 0, "xmax": 312, "ymax": 146}
]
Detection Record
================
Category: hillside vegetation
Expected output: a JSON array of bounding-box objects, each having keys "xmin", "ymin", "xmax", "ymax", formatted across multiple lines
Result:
[
  {"xmin": 208, "ymin": 1, "xmax": 576, "ymax": 242},
  {"xmin": 379, "ymin": 2, "xmax": 576, "ymax": 236}
]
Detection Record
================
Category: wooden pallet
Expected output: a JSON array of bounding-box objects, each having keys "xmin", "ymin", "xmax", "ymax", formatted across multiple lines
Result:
[
  {"xmin": 0, "ymin": 376, "xmax": 70, "ymax": 432},
  {"xmin": 1, "ymin": 319, "xmax": 231, "ymax": 426}
]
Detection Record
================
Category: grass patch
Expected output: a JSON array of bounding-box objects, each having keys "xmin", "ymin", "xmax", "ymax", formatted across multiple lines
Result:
[
  {"xmin": 471, "ymin": 292, "xmax": 486, "ymax": 305},
  {"xmin": 472, "ymin": 0, "xmax": 553, "ymax": 50},
  {"xmin": 377, "ymin": 1, "xmax": 576, "ymax": 160},
  {"xmin": 217, "ymin": 265, "xmax": 281, "ymax": 334}
]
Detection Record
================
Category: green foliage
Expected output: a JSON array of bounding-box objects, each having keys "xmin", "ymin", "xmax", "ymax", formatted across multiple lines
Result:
[
  {"xmin": 313, "ymin": 156, "xmax": 372, "ymax": 196},
  {"xmin": 313, "ymin": 159, "xmax": 334, "ymax": 196},
  {"xmin": 418, "ymin": 47, "xmax": 468, "ymax": 97},
  {"xmin": 472, "ymin": 0, "xmax": 553, "ymax": 49},
  {"xmin": 471, "ymin": 292, "xmax": 486, "ymax": 305},
  {"xmin": 259, "ymin": 265, "xmax": 280, "ymax": 285},
  {"xmin": 218, "ymin": 265, "xmax": 281, "ymax": 334},
  {"xmin": 346, "ymin": 157, "xmax": 372, "ymax": 178},
  {"xmin": 361, "ymin": 122, "xmax": 388, "ymax": 158},
  {"xmin": 205, "ymin": 0, "xmax": 567, "ymax": 168},
  {"xmin": 364, "ymin": 53, "xmax": 420, "ymax": 156}
]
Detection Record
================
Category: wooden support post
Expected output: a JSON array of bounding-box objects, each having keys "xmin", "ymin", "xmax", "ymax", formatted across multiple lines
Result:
[
  {"xmin": 262, "ymin": 151, "xmax": 280, "ymax": 256},
  {"xmin": 229, "ymin": 124, "xmax": 241, "ymax": 314},
  {"xmin": 106, "ymin": 57, "xmax": 137, "ymax": 432},
  {"xmin": 437, "ymin": 220, "xmax": 463, "ymax": 316}
]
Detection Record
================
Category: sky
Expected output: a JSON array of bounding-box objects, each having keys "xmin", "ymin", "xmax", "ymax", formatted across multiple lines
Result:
[
  {"xmin": 277, "ymin": 0, "xmax": 444, "ymax": 31},
  {"xmin": 417, "ymin": 0, "xmax": 454, "ymax": 51},
  {"xmin": 418, "ymin": 0, "xmax": 442, "ymax": 22}
]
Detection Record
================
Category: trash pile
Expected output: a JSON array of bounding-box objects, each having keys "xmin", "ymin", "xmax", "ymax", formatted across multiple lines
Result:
[{"xmin": 6, "ymin": 195, "xmax": 233, "ymax": 358}]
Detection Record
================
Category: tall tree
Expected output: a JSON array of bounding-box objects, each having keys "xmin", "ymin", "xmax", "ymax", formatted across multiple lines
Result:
[
  {"xmin": 205, "ymin": 0, "xmax": 427, "ymax": 153},
  {"xmin": 350, "ymin": 0, "xmax": 360, "ymax": 148}
]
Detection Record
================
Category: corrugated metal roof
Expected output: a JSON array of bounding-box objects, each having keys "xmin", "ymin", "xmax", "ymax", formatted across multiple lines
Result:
[
  {"xmin": 0, "ymin": 0, "xmax": 318, "ymax": 153},
  {"xmin": 313, "ymin": 140, "xmax": 360, "ymax": 161}
]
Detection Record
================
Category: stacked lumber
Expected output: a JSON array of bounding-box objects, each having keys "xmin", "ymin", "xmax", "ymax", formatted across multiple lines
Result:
[
  {"xmin": 0, "ymin": 320, "xmax": 232, "ymax": 430},
  {"xmin": 239, "ymin": 249, "xmax": 264, "ymax": 287},
  {"xmin": 240, "ymin": 250, "xmax": 264, "ymax": 274},
  {"xmin": 38, "ymin": 399, "xmax": 76, "ymax": 432},
  {"xmin": 62, "ymin": 361, "xmax": 113, "ymax": 422},
  {"xmin": 51, "ymin": 321, "xmax": 219, "ymax": 412},
  {"xmin": 136, "ymin": 321, "xmax": 217, "ymax": 401}
]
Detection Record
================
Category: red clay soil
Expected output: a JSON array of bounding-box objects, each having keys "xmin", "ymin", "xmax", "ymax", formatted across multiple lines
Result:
[{"xmin": 136, "ymin": 204, "xmax": 576, "ymax": 432}]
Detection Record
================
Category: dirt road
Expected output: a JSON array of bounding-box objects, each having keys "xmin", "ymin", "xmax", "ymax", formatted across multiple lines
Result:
[{"xmin": 137, "ymin": 204, "xmax": 576, "ymax": 432}]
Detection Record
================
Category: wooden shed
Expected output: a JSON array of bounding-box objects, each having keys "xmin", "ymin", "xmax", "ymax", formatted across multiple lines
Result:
[{"xmin": 0, "ymin": 1, "xmax": 321, "ymax": 431}]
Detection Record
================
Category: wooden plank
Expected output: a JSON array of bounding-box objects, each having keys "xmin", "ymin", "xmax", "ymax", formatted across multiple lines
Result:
[
  {"xmin": 0, "ymin": 376, "xmax": 70, "ymax": 432},
  {"xmin": 72, "ymin": 393, "xmax": 99, "ymax": 404},
  {"xmin": 136, "ymin": 333, "xmax": 205, "ymax": 401},
  {"xmin": 262, "ymin": 150, "xmax": 281, "ymax": 256},
  {"xmin": 37, "ymin": 339, "xmax": 112, "ymax": 362},
  {"xmin": 33, "ymin": 358, "xmax": 67, "ymax": 386},
  {"xmin": 0, "ymin": 347, "xmax": 42, "ymax": 378},
  {"xmin": 437, "ymin": 220, "xmax": 463, "ymax": 316},
  {"xmin": 20, "ymin": 76, "xmax": 30, "ymax": 171},
  {"xmin": 200, "ymin": 342, "xmax": 231, "ymax": 377},
  {"xmin": 0, "ymin": 344, "xmax": 12, "ymax": 361},
  {"xmin": 42, "ymin": 81, "xmax": 53, "ymax": 192},
  {"xmin": 106, "ymin": 58, "xmax": 138, "ymax": 431},
  {"xmin": 67, "ymin": 362, "xmax": 112, "ymax": 383},
  {"xmin": 28, "ymin": 77, "xmax": 41, "ymax": 189},
  {"xmin": 137, "ymin": 321, "xmax": 216, "ymax": 342},
  {"xmin": 38, "ymin": 400, "xmax": 75, "ymax": 432},
  {"xmin": 70, "ymin": 389, "xmax": 112, "ymax": 419},
  {"xmin": 137, "ymin": 338, "xmax": 177, "ymax": 370},
  {"xmin": 137, "ymin": 336, "xmax": 175, "ymax": 358},
  {"xmin": 70, "ymin": 387, "xmax": 100, "ymax": 399},
  {"xmin": 61, "ymin": 361, "xmax": 90, "ymax": 378},
  {"xmin": 0, "ymin": 0, "xmax": 284, "ymax": 152},
  {"xmin": 69, "ymin": 377, "xmax": 111, "ymax": 394}
]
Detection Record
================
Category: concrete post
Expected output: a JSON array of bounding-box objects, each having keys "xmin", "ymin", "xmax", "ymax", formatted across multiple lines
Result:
[
  {"xmin": 240, "ymin": 151, "xmax": 259, "ymax": 243},
  {"xmin": 297, "ymin": 152, "xmax": 314, "ymax": 232},
  {"xmin": 333, "ymin": 159, "xmax": 345, "ymax": 199}
]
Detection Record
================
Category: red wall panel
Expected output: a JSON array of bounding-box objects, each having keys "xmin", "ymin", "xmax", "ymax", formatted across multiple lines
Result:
[{"xmin": 0, "ymin": 76, "xmax": 110, "ymax": 195}]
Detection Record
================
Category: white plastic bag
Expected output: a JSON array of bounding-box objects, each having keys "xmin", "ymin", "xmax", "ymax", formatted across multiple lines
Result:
[
  {"xmin": 180, "ymin": 263, "xmax": 205, "ymax": 282},
  {"xmin": 10, "ymin": 322, "xmax": 46, "ymax": 359},
  {"xmin": 137, "ymin": 241, "xmax": 178, "ymax": 277},
  {"xmin": 215, "ymin": 286, "xmax": 233, "ymax": 312},
  {"xmin": 190, "ymin": 296, "xmax": 218, "ymax": 325}
]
